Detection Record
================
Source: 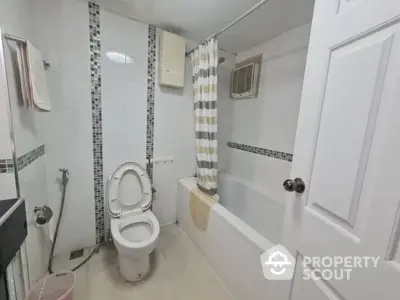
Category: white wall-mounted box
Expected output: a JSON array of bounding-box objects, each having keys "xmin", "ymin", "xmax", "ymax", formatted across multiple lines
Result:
[{"xmin": 159, "ymin": 31, "xmax": 186, "ymax": 88}]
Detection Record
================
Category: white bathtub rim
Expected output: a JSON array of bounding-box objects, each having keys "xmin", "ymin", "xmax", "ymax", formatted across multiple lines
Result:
[{"xmin": 178, "ymin": 177, "xmax": 273, "ymax": 252}]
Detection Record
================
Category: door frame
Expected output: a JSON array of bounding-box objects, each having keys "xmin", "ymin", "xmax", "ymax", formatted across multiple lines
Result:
[{"xmin": 281, "ymin": 1, "xmax": 400, "ymax": 299}]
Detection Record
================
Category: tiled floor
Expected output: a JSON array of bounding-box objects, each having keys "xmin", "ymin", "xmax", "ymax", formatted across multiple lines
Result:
[{"xmin": 52, "ymin": 224, "xmax": 232, "ymax": 300}]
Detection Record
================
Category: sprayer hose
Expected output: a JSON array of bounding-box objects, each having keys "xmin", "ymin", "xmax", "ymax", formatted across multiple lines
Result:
[{"xmin": 47, "ymin": 174, "xmax": 100, "ymax": 274}]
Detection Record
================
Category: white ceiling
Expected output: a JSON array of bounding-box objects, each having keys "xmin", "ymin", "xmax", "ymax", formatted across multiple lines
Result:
[{"xmin": 94, "ymin": 0, "xmax": 315, "ymax": 53}]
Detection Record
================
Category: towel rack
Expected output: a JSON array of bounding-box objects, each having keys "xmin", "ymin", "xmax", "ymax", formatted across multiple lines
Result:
[{"xmin": 3, "ymin": 33, "xmax": 50, "ymax": 68}]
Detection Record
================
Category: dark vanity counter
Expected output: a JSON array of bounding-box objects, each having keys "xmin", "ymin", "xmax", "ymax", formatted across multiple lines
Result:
[
  {"xmin": 0, "ymin": 198, "xmax": 27, "ymax": 274},
  {"xmin": 0, "ymin": 199, "xmax": 18, "ymax": 220}
]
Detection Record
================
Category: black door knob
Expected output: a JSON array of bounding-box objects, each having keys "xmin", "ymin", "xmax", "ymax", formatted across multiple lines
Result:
[{"xmin": 283, "ymin": 178, "xmax": 305, "ymax": 193}]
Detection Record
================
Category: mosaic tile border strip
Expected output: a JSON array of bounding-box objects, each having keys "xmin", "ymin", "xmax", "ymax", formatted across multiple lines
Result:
[
  {"xmin": 227, "ymin": 142, "xmax": 293, "ymax": 162},
  {"xmin": 0, "ymin": 145, "xmax": 45, "ymax": 174},
  {"xmin": 89, "ymin": 2, "xmax": 105, "ymax": 244},
  {"xmin": 146, "ymin": 25, "xmax": 156, "ymax": 182}
]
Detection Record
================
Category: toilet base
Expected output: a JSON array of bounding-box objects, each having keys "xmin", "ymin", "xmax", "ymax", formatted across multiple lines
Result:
[{"xmin": 118, "ymin": 253, "xmax": 150, "ymax": 282}]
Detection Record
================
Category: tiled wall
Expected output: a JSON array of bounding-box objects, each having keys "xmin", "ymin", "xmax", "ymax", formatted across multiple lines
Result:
[
  {"xmin": 88, "ymin": 2, "xmax": 105, "ymax": 244},
  {"xmin": 227, "ymin": 142, "xmax": 292, "ymax": 162},
  {"xmin": 221, "ymin": 24, "xmax": 310, "ymax": 204},
  {"xmin": 101, "ymin": 7, "xmax": 148, "ymax": 241},
  {"xmin": 151, "ymin": 30, "xmax": 197, "ymax": 225},
  {"xmin": 90, "ymin": 5, "xmax": 159, "ymax": 241},
  {"xmin": 0, "ymin": 145, "xmax": 45, "ymax": 173},
  {"xmin": 35, "ymin": 0, "xmax": 97, "ymax": 255},
  {"xmin": 8, "ymin": 0, "xmax": 196, "ymax": 251},
  {"xmin": 0, "ymin": 0, "xmax": 52, "ymax": 287},
  {"xmin": 146, "ymin": 25, "xmax": 156, "ymax": 181}
]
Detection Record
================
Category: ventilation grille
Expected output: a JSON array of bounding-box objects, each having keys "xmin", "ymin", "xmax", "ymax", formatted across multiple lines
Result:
[{"xmin": 231, "ymin": 62, "xmax": 259, "ymax": 99}]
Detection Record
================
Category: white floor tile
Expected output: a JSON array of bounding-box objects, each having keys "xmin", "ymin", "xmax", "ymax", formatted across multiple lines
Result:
[{"xmin": 50, "ymin": 224, "xmax": 232, "ymax": 300}]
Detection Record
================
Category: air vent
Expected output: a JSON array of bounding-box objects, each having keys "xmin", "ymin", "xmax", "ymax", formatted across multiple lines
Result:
[{"xmin": 231, "ymin": 62, "xmax": 259, "ymax": 99}]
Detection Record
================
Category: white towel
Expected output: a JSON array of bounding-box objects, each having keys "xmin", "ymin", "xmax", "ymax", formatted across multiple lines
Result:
[
  {"xmin": 16, "ymin": 44, "xmax": 31, "ymax": 108},
  {"xmin": 16, "ymin": 41, "xmax": 51, "ymax": 111},
  {"xmin": 26, "ymin": 42, "xmax": 51, "ymax": 111}
]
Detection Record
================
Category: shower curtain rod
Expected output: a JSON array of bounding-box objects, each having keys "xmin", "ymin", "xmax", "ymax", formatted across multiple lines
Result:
[
  {"xmin": 3, "ymin": 33, "xmax": 50, "ymax": 68},
  {"xmin": 185, "ymin": 0, "xmax": 270, "ymax": 56}
]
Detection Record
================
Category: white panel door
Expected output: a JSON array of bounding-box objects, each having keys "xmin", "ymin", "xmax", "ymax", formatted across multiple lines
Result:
[{"xmin": 284, "ymin": 0, "xmax": 400, "ymax": 299}]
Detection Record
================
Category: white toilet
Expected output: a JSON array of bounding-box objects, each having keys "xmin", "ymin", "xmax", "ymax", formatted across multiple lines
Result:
[{"xmin": 107, "ymin": 161, "xmax": 160, "ymax": 282}]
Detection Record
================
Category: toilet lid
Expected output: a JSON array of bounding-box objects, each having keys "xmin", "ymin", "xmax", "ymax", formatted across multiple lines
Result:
[{"xmin": 107, "ymin": 162, "xmax": 151, "ymax": 218}]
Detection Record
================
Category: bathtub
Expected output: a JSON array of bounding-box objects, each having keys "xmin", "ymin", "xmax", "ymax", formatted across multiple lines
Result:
[
  {"xmin": 177, "ymin": 174, "xmax": 287, "ymax": 300},
  {"xmin": 218, "ymin": 172, "xmax": 284, "ymax": 244}
]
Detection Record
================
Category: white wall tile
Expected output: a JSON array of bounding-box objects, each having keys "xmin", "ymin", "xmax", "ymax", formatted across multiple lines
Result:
[
  {"xmin": 101, "ymin": 9, "xmax": 149, "ymax": 233},
  {"xmin": 231, "ymin": 49, "xmax": 308, "ymax": 154},
  {"xmin": 32, "ymin": 0, "xmax": 96, "ymax": 255},
  {"xmin": 224, "ymin": 24, "xmax": 311, "ymax": 203},
  {"xmin": 101, "ymin": 9, "xmax": 148, "ymax": 171},
  {"xmin": 152, "ymin": 31, "xmax": 197, "ymax": 225},
  {"xmin": 18, "ymin": 157, "xmax": 51, "ymax": 284},
  {"xmin": 0, "ymin": 0, "xmax": 35, "ymax": 41},
  {"xmin": 0, "ymin": 174, "xmax": 17, "ymax": 200},
  {"xmin": 27, "ymin": 0, "xmax": 199, "ymax": 252},
  {"xmin": 217, "ymin": 54, "xmax": 235, "ymax": 172},
  {"xmin": 0, "ymin": 97, "xmax": 13, "ymax": 158},
  {"xmin": 2, "ymin": 32, "xmax": 43, "ymax": 158},
  {"xmin": 0, "ymin": 0, "xmax": 49, "ymax": 287}
]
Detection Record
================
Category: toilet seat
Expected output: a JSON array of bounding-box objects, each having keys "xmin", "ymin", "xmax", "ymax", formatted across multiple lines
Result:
[
  {"xmin": 111, "ymin": 210, "xmax": 159, "ymax": 250},
  {"xmin": 107, "ymin": 162, "xmax": 160, "ymax": 282},
  {"xmin": 107, "ymin": 162, "xmax": 152, "ymax": 218}
]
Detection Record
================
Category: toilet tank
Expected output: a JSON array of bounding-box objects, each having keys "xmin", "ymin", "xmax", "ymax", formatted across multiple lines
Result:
[{"xmin": 159, "ymin": 31, "xmax": 186, "ymax": 88}]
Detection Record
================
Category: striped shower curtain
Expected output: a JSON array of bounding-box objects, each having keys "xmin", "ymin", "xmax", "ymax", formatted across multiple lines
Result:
[{"xmin": 191, "ymin": 38, "xmax": 218, "ymax": 197}]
